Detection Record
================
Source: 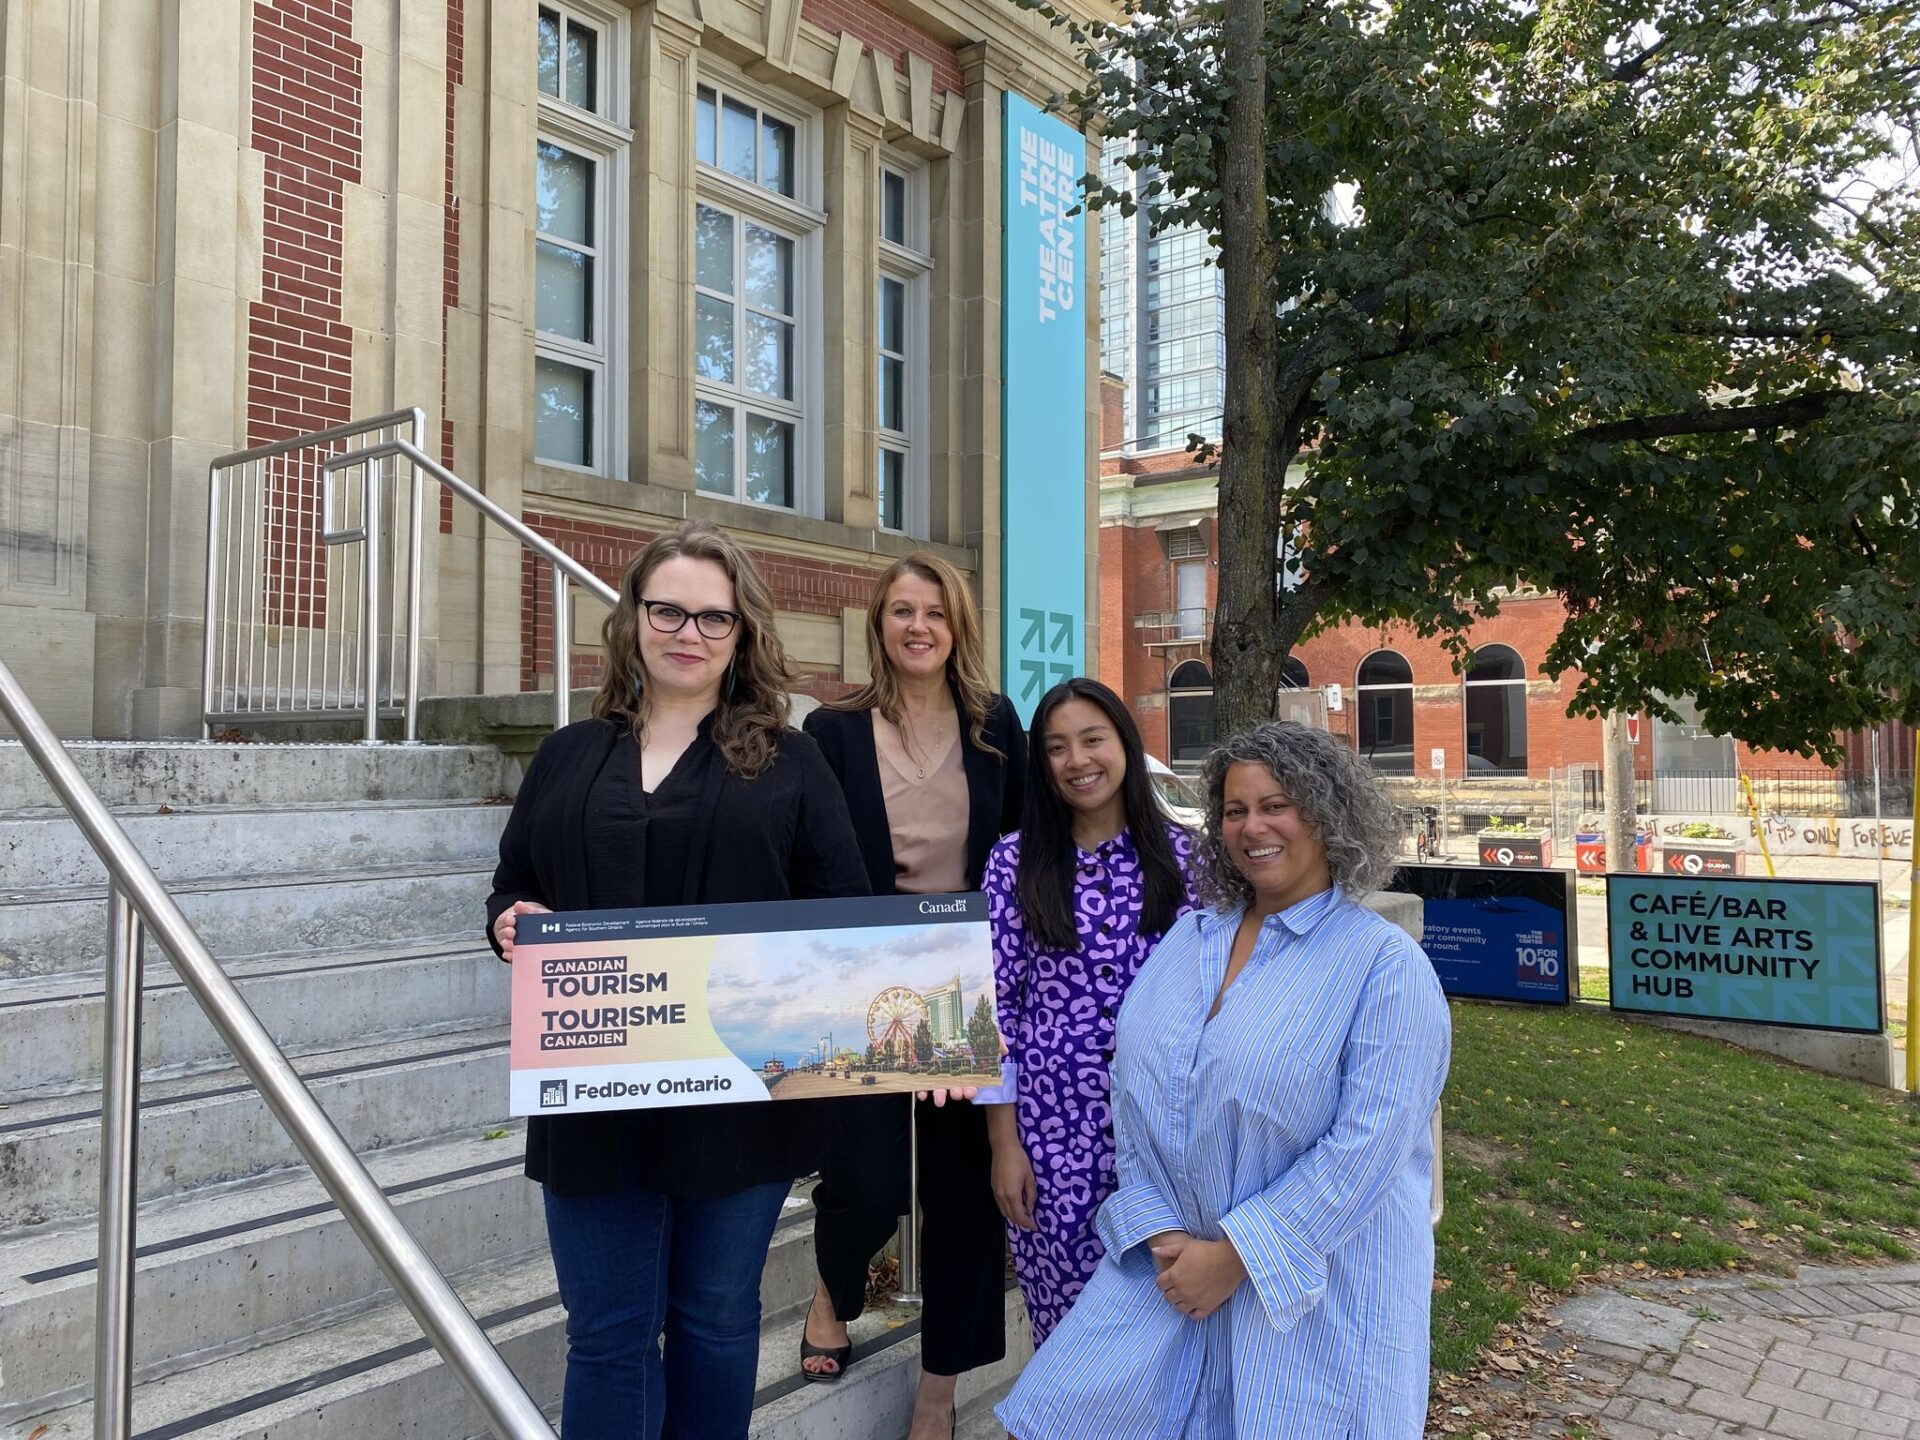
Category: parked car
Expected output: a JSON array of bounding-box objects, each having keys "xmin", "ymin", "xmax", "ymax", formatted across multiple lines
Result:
[{"xmin": 1145, "ymin": 754, "xmax": 1204, "ymax": 830}]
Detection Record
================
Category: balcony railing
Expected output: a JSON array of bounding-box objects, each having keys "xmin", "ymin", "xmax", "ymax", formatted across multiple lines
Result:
[{"xmin": 1133, "ymin": 608, "xmax": 1213, "ymax": 647}]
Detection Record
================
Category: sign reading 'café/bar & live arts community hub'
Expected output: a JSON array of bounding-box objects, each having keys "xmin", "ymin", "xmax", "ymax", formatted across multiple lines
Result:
[
  {"xmin": 508, "ymin": 894, "xmax": 1004, "ymax": 1116},
  {"xmin": 1606, "ymin": 875, "xmax": 1884, "ymax": 1033}
]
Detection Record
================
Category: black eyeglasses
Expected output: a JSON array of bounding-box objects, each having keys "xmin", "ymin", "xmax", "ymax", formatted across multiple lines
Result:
[{"xmin": 638, "ymin": 598, "xmax": 741, "ymax": 640}]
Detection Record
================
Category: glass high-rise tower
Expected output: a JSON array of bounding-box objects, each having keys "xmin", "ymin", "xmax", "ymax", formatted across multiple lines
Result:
[{"xmin": 1099, "ymin": 136, "xmax": 1226, "ymax": 452}]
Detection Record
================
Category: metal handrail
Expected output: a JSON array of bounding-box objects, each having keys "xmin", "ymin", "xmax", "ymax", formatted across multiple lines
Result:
[
  {"xmin": 201, "ymin": 412, "xmax": 621, "ymax": 743},
  {"xmin": 202, "ymin": 409, "xmax": 427, "ymax": 739},
  {"xmin": 0, "ymin": 661, "xmax": 556, "ymax": 1440},
  {"xmin": 323, "ymin": 436, "xmax": 619, "ymax": 739}
]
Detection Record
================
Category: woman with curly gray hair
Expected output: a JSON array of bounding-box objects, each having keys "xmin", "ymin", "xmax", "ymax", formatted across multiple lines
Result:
[{"xmin": 999, "ymin": 721, "xmax": 1452, "ymax": 1440}]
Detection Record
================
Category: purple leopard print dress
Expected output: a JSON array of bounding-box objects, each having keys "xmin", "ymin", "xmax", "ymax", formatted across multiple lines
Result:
[{"xmin": 984, "ymin": 822, "xmax": 1198, "ymax": 1346}]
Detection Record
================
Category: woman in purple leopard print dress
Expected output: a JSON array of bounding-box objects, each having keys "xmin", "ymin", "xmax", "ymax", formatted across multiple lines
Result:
[{"xmin": 983, "ymin": 678, "xmax": 1198, "ymax": 1346}]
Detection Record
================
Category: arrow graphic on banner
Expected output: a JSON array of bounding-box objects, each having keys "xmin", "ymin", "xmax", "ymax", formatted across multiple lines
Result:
[
  {"xmin": 1020, "ymin": 660, "xmax": 1047, "ymax": 700},
  {"xmin": 1020, "ymin": 609, "xmax": 1046, "ymax": 650},
  {"xmin": 1049, "ymin": 612, "xmax": 1073, "ymax": 653}
]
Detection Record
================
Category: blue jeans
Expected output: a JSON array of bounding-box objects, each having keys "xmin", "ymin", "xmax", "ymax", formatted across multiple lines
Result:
[{"xmin": 543, "ymin": 1179, "xmax": 790, "ymax": 1440}]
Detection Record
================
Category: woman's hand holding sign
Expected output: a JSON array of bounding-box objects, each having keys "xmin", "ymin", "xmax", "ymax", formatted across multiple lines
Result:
[{"xmin": 492, "ymin": 900, "xmax": 552, "ymax": 962}]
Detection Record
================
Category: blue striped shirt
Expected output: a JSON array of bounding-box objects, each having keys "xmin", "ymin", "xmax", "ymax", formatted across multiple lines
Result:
[{"xmin": 996, "ymin": 886, "xmax": 1452, "ymax": 1440}]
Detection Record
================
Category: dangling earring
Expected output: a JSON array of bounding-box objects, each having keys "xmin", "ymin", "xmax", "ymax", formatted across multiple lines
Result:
[{"xmin": 725, "ymin": 661, "xmax": 739, "ymax": 703}]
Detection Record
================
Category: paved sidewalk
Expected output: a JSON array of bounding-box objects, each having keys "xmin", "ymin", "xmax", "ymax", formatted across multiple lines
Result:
[{"xmin": 1539, "ymin": 1264, "xmax": 1920, "ymax": 1438}]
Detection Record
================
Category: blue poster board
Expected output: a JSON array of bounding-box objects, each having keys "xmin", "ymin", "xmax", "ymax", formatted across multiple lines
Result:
[
  {"xmin": 1607, "ymin": 875, "xmax": 1883, "ymax": 1033},
  {"xmin": 1001, "ymin": 91, "xmax": 1087, "ymax": 721},
  {"xmin": 1391, "ymin": 865, "xmax": 1574, "ymax": 1004}
]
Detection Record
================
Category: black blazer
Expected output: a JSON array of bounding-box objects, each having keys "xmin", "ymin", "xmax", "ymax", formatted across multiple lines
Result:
[
  {"xmin": 802, "ymin": 687, "xmax": 1027, "ymax": 895},
  {"xmin": 487, "ymin": 716, "xmax": 869, "ymax": 1195}
]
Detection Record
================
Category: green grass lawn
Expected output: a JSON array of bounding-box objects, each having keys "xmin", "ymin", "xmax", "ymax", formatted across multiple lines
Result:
[{"xmin": 1432, "ymin": 999, "xmax": 1920, "ymax": 1375}]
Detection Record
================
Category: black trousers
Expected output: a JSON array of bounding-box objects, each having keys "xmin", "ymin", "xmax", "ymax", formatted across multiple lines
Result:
[{"xmin": 811, "ymin": 1094, "xmax": 1007, "ymax": 1377}]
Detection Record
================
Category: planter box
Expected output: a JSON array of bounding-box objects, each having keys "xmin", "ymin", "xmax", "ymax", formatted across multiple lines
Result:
[
  {"xmin": 1574, "ymin": 833, "xmax": 1653, "ymax": 874},
  {"xmin": 1662, "ymin": 838, "xmax": 1743, "ymax": 877},
  {"xmin": 1476, "ymin": 829, "xmax": 1553, "ymax": 868}
]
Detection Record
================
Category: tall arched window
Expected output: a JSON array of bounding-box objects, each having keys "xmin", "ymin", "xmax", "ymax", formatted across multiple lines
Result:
[
  {"xmin": 1168, "ymin": 660, "xmax": 1214, "ymax": 763},
  {"xmin": 1463, "ymin": 644, "xmax": 1528, "ymax": 774},
  {"xmin": 1355, "ymin": 650, "xmax": 1414, "ymax": 773},
  {"xmin": 1281, "ymin": 657, "xmax": 1309, "ymax": 689}
]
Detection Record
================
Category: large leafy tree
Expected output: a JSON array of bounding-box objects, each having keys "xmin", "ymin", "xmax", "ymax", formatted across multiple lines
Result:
[{"xmin": 1028, "ymin": 0, "xmax": 1919, "ymax": 753}]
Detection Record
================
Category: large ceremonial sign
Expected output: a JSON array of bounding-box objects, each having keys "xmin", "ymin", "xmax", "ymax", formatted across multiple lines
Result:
[
  {"xmin": 509, "ymin": 893, "xmax": 1002, "ymax": 1116},
  {"xmin": 1606, "ymin": 874, "xmax": 1883, "ymax": 1033}
]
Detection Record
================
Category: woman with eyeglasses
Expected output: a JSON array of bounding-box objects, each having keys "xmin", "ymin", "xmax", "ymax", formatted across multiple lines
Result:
[
  {"xmin": 798, "ymin": 552, "xmax": 1026, "ymax": 1440},
  {"xmin": 486, "ymin": 520, "xmax": 868, "ymax": 1440}
]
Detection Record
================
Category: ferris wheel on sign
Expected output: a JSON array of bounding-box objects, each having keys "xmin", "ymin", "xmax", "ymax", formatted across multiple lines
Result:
[{"xmin": 867, "ymin": 985, "xmax": 929, "ymax": 1055}]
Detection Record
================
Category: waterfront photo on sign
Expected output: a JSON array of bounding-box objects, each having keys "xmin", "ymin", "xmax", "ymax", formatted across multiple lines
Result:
[
  {"xmin": 508, "ymin": 893, "xmax": 1003, "ymax": 1116},
  {"xmin": 1606, "ymin": 875, "xmax": 1883, "ymax": 1033}
]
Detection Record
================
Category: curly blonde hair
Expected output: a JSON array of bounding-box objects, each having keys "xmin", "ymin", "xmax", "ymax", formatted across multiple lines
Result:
[{"xmin": 590, "ymin": 521, "xmax": 793, "ymax": 777}]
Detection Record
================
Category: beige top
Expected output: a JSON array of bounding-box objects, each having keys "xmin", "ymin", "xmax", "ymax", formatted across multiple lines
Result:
[{"xmin": 874, "ymin": 710, "xmax": 969, "ymax": 895}]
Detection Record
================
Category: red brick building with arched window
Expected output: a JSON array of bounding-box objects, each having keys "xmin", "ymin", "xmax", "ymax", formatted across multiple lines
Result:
[{"xmin": 1095, "ymin": 376, "xmax": 1910, "ymax": 835}]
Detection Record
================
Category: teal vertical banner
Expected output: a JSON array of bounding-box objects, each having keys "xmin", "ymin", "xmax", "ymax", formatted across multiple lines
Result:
[
  {"xmin": 1606, "ymin": 875, "xmax": 1884, "ymax": 1033},
  {"xmin": 1002, "ymin": 91, "xmax": 1087, "ymax": 721}
]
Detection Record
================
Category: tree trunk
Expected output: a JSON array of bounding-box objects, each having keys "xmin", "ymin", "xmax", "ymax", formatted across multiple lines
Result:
[
  {"xmin": 1210, "ymin": 0, "xmax": 1281, "ymax": 739},
  {"xmin": 1603, "ymin": 713, "xmax": 1638, "ymax": 873}
]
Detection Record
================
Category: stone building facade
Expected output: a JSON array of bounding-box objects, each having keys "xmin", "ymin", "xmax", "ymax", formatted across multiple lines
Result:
[{"xmin": 1, "ymin": 0, "xmax": 1105, "ymax": 737}]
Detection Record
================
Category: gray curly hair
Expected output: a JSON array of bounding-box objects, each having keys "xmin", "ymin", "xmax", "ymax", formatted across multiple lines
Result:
[{"xmin": 1195, "ymin": 721, "xmax": 1401, "ymax": 907}]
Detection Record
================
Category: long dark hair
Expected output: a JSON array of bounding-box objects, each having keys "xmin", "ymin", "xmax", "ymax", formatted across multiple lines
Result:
[{"xmin": 1016, "ymin": 678, "xmax": 1186, "ymax": 951}]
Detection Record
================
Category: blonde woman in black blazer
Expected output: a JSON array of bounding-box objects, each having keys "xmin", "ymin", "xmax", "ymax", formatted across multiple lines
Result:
[{"xmin": 798, "ymin": 552, "xmax": 1026, "ymax": 1440}]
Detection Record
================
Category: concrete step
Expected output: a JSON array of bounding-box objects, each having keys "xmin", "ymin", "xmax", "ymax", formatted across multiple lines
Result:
[
  {"xmin": 0, "ymin": 938, "xmax": 506, "ymax": 1097},
  {"xmin": 0, "ymin": 741, "xmax": 511, "ymax": 811},
  {"xmin": 0, "ymin": 800, "xmax": 508, "ymax": 890},
  {"xmin": 11, "ymin": 1235, "xmax": 1024, "ymax": 1440},
  {"xmin": 0, "ymin": 1025, "xmax": 510, "ymax": 1231},
  {"xmin": 747, "ymin": 1287, "xmax": 1031, "ymax": 1440},
  {"xmin": 0, "ymin": 861, "xmax": 495, "ymax": 979},
  {"xmin": 0, "ymin": 1138, "xmax": 822, "ymax": 1420},
  {"xmin": 0, "ymin": 1129, "xmax": 540, "ymax": 1413}
]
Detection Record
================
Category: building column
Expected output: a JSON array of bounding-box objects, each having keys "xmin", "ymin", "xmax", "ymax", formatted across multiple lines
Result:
[
  {"xmin": 953, "ymin": 40, "xmax": 1017, "ymax": 685},
  {"xmin": 346, "ymin": 0, "xmax": 450, "ymax": 692},
  {"xmin": 444, "ymin": 0, "xmax": 541, "ymax": 694},
  {"xmin": 823, "ymin": 106, "xmax": 884, "ymax": 528},
  {"xmin": 0, "ymin": 0, "xmax": 104, "ymax": 735},
  {"xmin": 628, "ymin": 0, "xmax": 703, "ymax": 494},
  {"xmin": 133, "ymin": 0, "xmax": 252, "ymax": 736}
]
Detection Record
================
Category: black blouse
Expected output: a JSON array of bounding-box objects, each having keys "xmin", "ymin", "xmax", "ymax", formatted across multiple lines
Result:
[
  {"xmin": 581, "ymin": 723, "xmax": 702, "ymax": 909},
  {"xmin": 487, "ymin": 714, "xmax": 870, "ymax": 1197}
]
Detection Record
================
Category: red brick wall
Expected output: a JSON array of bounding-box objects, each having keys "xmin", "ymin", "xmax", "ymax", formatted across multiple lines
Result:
[
  {"xmin": 802, "ymin": 0, "xmax": 963, "ymax": 95},
  {"xmin": 1100, "ymin": 520, "xmax": 1218, "ymax": 762},
  {"xmin": 248, "ymin": 0, "xmax": 361, "ymax": 444},
  {"xmin": 519, "ymin": 513, "xmax": 881, "ymax": 701},
  {"xmin": 249, "ymin": 0, "xmax": 364, "ymax": 624},
  {"xmin": 1288, "ymin": 599, "xmax": 1597, "ymax": 778},
  {"xmin": 1101, "ymin": 508, "xmax": 1856, "ymax": 780}
]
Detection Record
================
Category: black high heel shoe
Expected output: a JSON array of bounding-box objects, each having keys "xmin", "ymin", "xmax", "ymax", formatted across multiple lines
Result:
[{"xmin": 798, "ymin": 1294, "xmax": 853, "ymax": 1384}]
